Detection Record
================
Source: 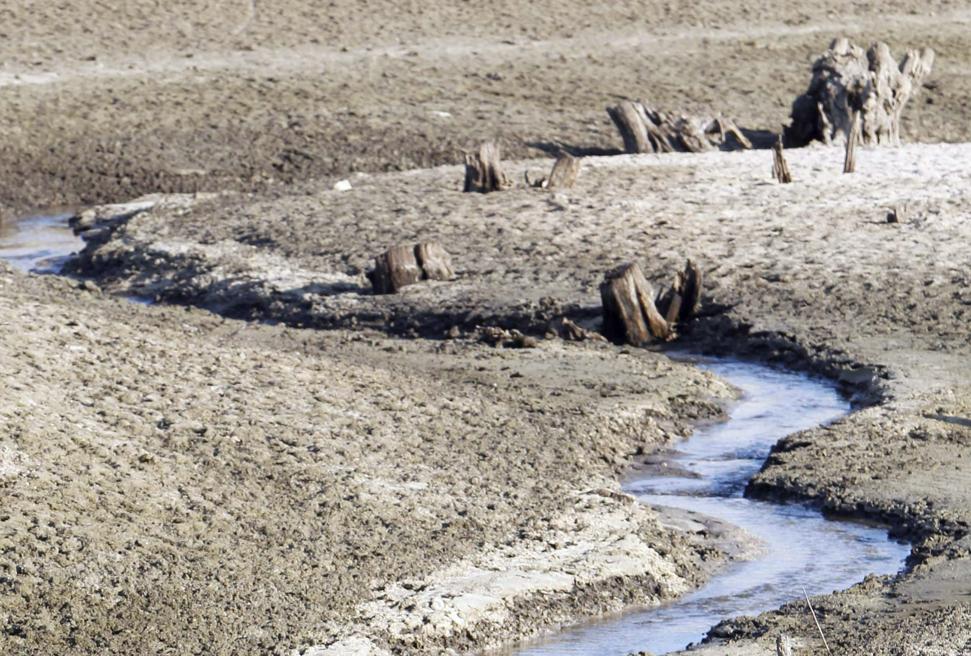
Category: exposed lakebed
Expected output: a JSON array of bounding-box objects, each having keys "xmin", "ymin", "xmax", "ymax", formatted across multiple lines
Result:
[
  {"xmin": 0, "ymin": 213, "xmax": 912, "ymax": 656},
  {"xmin": 504, "ymin": 359, "xmax": 910, "ymax": 656}
]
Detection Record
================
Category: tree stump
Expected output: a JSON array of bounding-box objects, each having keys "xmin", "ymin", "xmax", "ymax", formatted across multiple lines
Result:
[
  {"xmin": 772, "ymin": 136, "xmax": 793, "ymax": 183},
  {"xmin": 463, "ymin": 142, "xmax": 512, "ymax": 193},
  {"xmin": 600, "ymin": 263, "xmax": 674, "ymax": 345},
  {"xmin": 786, "ymin": 38, "xmax": 935, "ymax": 147},
  {"xmin": 369, "ymin": 242, "xmax": 454, "ymax": 294},
  {"xmin": 370, "ymin": 245, "xmax": 423, "ymax": 294},
  {"xmin": 414, "ymin": 242, "xmax": 454, "ymax": 280},
  {"xmin": 606, "ymin": 101, "xmax": 655, "ymax": 154},
  {"xmin": 608, "ymin": 101, "xmax": 752, "ymax": 154},
  {"xmin": 525, "ymin": 153, "xmax": 582, "ymax": 189},
  {"xmin": 656, "ymin": 259, "xmax": 703, "ymax": 325}
]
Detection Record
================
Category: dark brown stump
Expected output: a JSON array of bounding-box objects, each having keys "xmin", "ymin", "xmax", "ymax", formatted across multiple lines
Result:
[
  {"xmin": 463, "ymin": 142, "xmax": 512, "ymax": 193},
  {"xmin": 656, "ymin": 259, "xmax": 703, "ymax": 325},
  {"xmin": 772, "ymin": 136, "xmax": 793, "ymax": 183},
  {"xmin": 600, "ymin": 263, "xmax": 674, "ymax": 345},
  {"xmin": 370, "ymin": 242, "xmax": 455, "ymax": 294},
  {"xmin": 370, "ymin": 245, "xmax": 423, "ymax": 294}
]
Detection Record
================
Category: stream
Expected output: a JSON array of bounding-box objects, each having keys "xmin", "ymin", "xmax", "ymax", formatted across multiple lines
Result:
[
  {"xmin": 504, "ymin": 359, "xmax": 909, "ymax": 655},
  {"xmin": 0, "ymin": 213, "xmax": 910, "ymax": 656}
]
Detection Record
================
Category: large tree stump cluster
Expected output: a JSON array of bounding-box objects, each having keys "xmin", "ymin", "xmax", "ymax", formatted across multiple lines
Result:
[
  {"xmin": 369, "ymin": 242, "xmax": 454, "ymax": 294},
  {"xmin": 600, "ymin": 260, "xmax": 702, "ymax": 346},
  {"xmin": 786, "ymin": 38, "xmax": 935, "ymax": 147},
  {"xmin": 607, "ymin": 100, "xmax": 752, "ymax": 155}
]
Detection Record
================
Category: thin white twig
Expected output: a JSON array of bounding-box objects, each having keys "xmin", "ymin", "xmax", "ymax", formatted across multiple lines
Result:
[{"xmin": 802, "ymin": 585, "xmax": 834, "ymax": 656}]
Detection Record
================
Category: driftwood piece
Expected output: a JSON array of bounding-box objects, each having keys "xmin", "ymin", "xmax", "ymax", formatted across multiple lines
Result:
[
  {"xmin": 600, "ymin": 263, "xmax": 674, "ymax": 345},
  {"xmin": 775, "ymin": 635, "xmax": 793, "ymax": 656},
  {"xmin": 843, "ymin": 110, "xmax": 860, "ymax": 173},
  {"xmin": 525, "ymin": 153, "xmax": 582, "ymax": 189},
  {"xmin": 463, "ymin": 142, "xmax": 512, "ymax": 193},
  {"xmin": 369, "ymin": 242, "xmax": 454, "ymax": 294},
  {"xmin": 786, "ymin": 38, "xmax": 935, "ymax": 147},
  {"xmin": 370, "ymin": 245, "xmax": 423, "ymax": 294},
  {"xmin": 608, "ymin": 101, "xmax": 752, "ymax": 154},
  {"xmin": 772, "ymin": 136, "xmax": 793, "ymax": 183}
]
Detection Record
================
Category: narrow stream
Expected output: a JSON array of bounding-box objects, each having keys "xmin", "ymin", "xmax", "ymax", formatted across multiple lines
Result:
[
  {"xmin": 0, "ymin": 214, "xmax": 910, "ymax": 656},
  {"xmin": 504, "ymin": 359, "xmax": 909, "ymax": 656},
  {"xmin": 0, "ymin": 212, "xmax": 80, "ymax": 274}
]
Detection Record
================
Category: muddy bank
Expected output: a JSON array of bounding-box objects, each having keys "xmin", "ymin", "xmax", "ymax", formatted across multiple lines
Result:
[
  {"xmin": 0, "ymin": 260, "xmax": 750, "ymax": 654},
  {"xmin": 1, "ymin": 2, "xmax": 971, "ymax": 210},
  {"xmin": 69, "ymin": 142, "xmax": 971, "ymax": 653}
]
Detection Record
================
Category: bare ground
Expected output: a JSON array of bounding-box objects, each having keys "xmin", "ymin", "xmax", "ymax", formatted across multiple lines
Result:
[
  {"xmin": 66, "ymin": 142, "xmax": 971, "ymax": 654},
  {"xmin": 2, "ymin": 2, "xmax": 971, "ymax": 655},
  {"xmin": 1, "ymin": 2, "xmax": 971, "ymax": 211}
]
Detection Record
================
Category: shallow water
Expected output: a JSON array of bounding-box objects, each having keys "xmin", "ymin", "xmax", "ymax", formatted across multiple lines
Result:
[
  {"xmin": 0, "ymin": 212, "xmax": 80, "ymax": 274},
  {"xmin": 504, "ymin": 359, "xmax": 909, "ymax": 656}
]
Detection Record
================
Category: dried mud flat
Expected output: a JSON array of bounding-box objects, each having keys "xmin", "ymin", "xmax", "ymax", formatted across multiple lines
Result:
[
  {"xmin": 1, "ymin": 1, "xmax": 971, "ymax": 655},
  {"xmin": 1, "ymin": 1, "xmax": 971, "ymax": 211}
]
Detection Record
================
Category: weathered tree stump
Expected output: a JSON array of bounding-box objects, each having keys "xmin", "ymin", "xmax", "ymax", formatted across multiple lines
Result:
[
  {"xmin": 656, "ymin": 259, "xmax": 703, "ymax": 325},
  {"xmin": 786, "ymin": 38, "xmax": 935, "ymax": 147},
  {"xmin": 370, "ymin": 245, "xmax": 423, "ymax": 294},
  {"xmin": 546, "ymin": 153, "xmax": 581, "ymax": 189},
  {"xmin": 369, "ymin": 242, "xmax": 455, "ymax": 294},
  {"xmin": 606, "ymin": 101, "xmax": 654, "ymax": 154},
  {"xmin": 600, "ymin": 263, "xmax": 674, "ymax": 345},
  {"xmin": 608, "ymin": 101, "xmax": 752, "ymax": 154},
  {"xmin": 463, "ymin": 142, "xmax": 512, "ymax": 193},
  {"xmin": 525, "ymin": 153, "xmax": 582, "ymax": 189},
  {"xmin": 414, "ymin": 242, "xmax": 454, "ymax": 281},
  {"xmin": 775, "ymin": 635, "xmax": 793, "ymax": 656},
  {"xmin": 772, "ymin": 136, "xmax": 793, "ymax": 183}
]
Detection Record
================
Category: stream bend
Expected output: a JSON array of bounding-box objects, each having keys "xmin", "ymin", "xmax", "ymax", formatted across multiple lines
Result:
[{"xmin": 505, "ymin": 359, "xmax": 909, "ymax": 656}]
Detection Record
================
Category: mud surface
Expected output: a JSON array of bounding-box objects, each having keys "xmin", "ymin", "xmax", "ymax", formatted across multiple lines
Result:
[
  {"xmin": 71, "ymin": 143, "xmax": 971, "ymax": 654},
  {"xmin": 3, "ymin": 2, "xmax": 971, "ymax": 655},
  {"xmin": 1, "ymin": 2, "xmax": 971, "ymax": 211},
  {"xmin": 0, "ymin": 262, "xmax": 745, "ymax": 654}
]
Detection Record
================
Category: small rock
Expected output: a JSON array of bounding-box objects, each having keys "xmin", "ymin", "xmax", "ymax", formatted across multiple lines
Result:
[{"xmin": 333, "ymin": 179, "xmax": 353, "ymax": 192}]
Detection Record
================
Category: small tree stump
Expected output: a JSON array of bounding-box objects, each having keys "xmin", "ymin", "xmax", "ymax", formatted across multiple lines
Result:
[
  {"xmin": 786, "ymin": 38, "xmax": 935, "ymax": 147},
  {"xmin": 546, "ymin": 153, "xmax": 581, "ymax": 189},
  {"xmin": 656, "ymin": 259, "xmax": 703, "ymax": 325},
  {"xmin": 415, "ymin": 242, "xmax": 454, "ymax": 280},
  {"xmin": 772, "ymin": 136, "xmax": 793, "ymax": 183},
  {"xmin": 370, "ymin": 245, "xmax": 423, "ymax": 294},
  {"xmin": 600, "ymin": 263, "xmax": 674, "ymax": 345},
  {"xmin": 369, "ymin": 242, "xmax": 454, "ymax": 294},
  {"xmin": 775, "ymin": 635, "xmax": 793, "ymax": 656},
  {"xmin": 463, "ymin": 142, "xmax": 512, "ymax": 193},
  {"xmin": 525, "ymin": 153, "xmax": 582, "ymax": 189}
]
